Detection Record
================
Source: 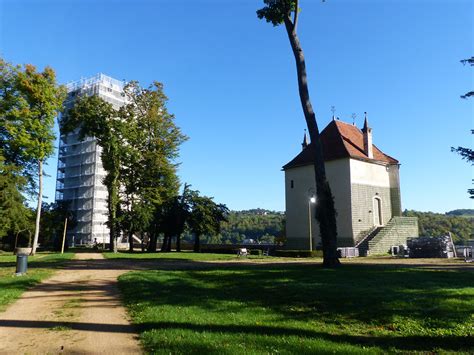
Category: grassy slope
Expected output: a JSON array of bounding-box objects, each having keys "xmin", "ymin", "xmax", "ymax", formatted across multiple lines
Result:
[
  {"xmin": 0, "ymin": 252, "xmax": 74, "ymax": 311},
  {"xmin": 118, "ymin": 259, "xmax": 473, "ymax": 354}
]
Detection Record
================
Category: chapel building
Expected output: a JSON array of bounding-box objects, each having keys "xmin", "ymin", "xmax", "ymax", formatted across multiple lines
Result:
[{"xmin": 283, "ymin": 116, "xmax": 418, "ymax": 255}]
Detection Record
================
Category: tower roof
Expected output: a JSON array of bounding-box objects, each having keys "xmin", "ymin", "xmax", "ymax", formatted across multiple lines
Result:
[
  {"xmin": 282, "ymin": 120, "xmax": 398, "ymax": 170},
  {"xmin": 302, "ymin": 130, "xmax": 308, "ymax": 149}
]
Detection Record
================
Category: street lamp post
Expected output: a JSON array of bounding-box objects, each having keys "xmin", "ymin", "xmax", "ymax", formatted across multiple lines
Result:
[{"xmin": 308, "ymin": 189, "xmax": 316, "ymax": 251}]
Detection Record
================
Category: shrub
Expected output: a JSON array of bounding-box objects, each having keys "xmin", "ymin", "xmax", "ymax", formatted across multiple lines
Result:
[{"xmin": 274, "ymin": 250, "xmax": 323, "ymax": 258}]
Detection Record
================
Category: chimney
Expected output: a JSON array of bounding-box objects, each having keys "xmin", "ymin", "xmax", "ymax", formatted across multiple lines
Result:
[{"xmin": 362, "ymin": 112, "xmax": 373, "ymax": 159}]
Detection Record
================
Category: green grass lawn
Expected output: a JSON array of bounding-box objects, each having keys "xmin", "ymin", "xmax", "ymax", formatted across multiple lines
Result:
[
  {"xmin": 0, "ymin": 252, "xmax": 74, "ymax": 311},
  {"xmin": 118, "ymin": 260, "xmax": 474, "ymax": 354}
]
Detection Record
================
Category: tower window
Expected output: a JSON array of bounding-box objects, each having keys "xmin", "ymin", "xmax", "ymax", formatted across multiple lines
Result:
[{"xmin": 290, "ymin": 180, "xmax": 294, "ymax": 189}]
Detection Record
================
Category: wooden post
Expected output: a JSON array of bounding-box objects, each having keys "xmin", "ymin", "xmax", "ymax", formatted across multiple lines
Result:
[{"xmin": 61, "ymin": 217, "xmax": 68, "ymax": 254}]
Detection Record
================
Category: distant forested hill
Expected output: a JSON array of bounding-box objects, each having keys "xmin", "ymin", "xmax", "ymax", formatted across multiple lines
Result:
[
  {"xmin": 182, "ymin": 209, "xmax": 285, "ymax": 244},
  {"xmin": 403, "ymin": 210, "xmax": 473, "ymax": 244},
  {"xmin": 445, "ymin": 209, "xmax": 474, "ymax": 217}
]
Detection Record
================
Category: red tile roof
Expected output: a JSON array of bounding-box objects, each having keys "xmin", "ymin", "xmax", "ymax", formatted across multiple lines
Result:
[{"xmin": 282, "ymin": 120, "xmax": 398, "ymax": 170}]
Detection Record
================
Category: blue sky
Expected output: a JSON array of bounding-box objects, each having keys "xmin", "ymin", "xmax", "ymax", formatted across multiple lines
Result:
[{"xmin": 1, "ymin": 0, "xmax": 472, "ymax": 213}]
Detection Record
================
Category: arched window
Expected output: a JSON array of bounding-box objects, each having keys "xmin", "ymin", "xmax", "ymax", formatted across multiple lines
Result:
[{"xmin": 373, "ymin": 197, "xmax": 382, "ymax": 226}]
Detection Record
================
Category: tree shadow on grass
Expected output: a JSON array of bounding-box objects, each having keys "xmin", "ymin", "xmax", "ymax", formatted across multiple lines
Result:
[
  {"xmin": 118, "ymin": 262, "xmax": 474, "ymax": 352},
  {"xmin": 136, "ymin": 321, "xmax": 473, "ymax": 352}
]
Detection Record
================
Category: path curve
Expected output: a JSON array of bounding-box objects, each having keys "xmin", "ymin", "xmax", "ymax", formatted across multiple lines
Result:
[{"xmin": 0, "ymin": 253, "xmax": 141, "ymax": 354}]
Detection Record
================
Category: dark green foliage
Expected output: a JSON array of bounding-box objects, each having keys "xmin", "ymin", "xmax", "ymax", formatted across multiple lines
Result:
[
  {"xmin": 403, "ymin": 210, "xmax": 473, "ymax": 244},
  {"xmin": 274, "ymin": 249, "xmax": 323, "ymax": 257},
  {"xmin": 446, "ymin": 209, "xmax": 474, "ymax": 216},
  {"xmin": 63, "ymin": 94, "xmax": 121, "ymax": 250},
  {"xmin": 257, "ymin": 0, "xmax": 295, "ymax": 26},
  {"xmin": 0, "ymin": 156, "xmax": 32, "ymax": 244},
  {"xmin": 0, "ymin": 58, "xmax": 65, "ymax": 254},
  {"xmin": 118, "ymin": 263, "xmax": 473, "ymax": 353},
  {"xmin": 220, "ymin": 210, "xmax": 284, "ymax": 244},
  {"xmin": 39, "ymin": 201, "xmax": 76, "ymax": 250},
  {"xmin": 179, "ymin": 209, "xmax": 285, "ymax": 245},
  {"xmin": 249, "ymin": 249, "xmax": 263, "ymax": 256},
  {"xmin": 63, "ymin": 80, "xmax": 186, "ymax": 251},
  {"xmin": 186, "ymin": 191, "xmax": 229, "ymax": 252}
]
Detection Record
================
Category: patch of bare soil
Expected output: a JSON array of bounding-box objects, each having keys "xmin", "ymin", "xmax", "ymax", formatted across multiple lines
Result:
[{"xmin": 0, "ymin": 253, "xmax": 142, "ymax": 354}]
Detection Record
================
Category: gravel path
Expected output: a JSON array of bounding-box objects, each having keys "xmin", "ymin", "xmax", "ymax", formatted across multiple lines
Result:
[{"xmin": 0, "ymin": 253, "xmax": 141, "ymax": 354}]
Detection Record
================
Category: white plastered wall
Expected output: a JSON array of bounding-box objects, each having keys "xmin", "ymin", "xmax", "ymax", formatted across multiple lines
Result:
[{"xmin": 284, "ymin": 158, "xmax": 353, "ymax": 249}]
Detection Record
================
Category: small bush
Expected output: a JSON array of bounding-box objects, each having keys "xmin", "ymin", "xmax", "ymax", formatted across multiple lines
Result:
[
  {"xmin": 274, "ymin": 250, "xmax": 323, "ymax": 258},
  {"xmin": 249, "ymin": 249, "xmax": 263, "ymax": 256}
]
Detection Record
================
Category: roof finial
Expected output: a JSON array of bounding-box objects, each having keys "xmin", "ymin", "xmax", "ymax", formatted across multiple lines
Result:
[
  {"xmin": 331, "ymin": 106, "xmax": 336, "ymax": 121},
  {"xmin": 302, "ymin": 129, "xmax": 308, "ymax": 150},
  {"xmin": 351, "ymin": 113, "xmax": 356, "ymax": 125}
]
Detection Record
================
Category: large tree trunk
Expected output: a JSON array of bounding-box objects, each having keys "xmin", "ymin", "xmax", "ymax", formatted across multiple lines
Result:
[
  {"xmin": 176, "ymin": 234, "xmax": 181, "ymax": 252},
  {"xmin": 129, "ymin": 230, "xmax": 134, "ymax": 252},
  {"xmin": 148, "ymin": 232, "xmax": 157, "ymax": 252},
  {"xmin": 107, "ymin": 169, "xmax": 120, "ymax": 253},
  {"xmin": 284, "ymin": 17, "xmax": 340, "ymax": 267},
  {"xmin": 161, "ymin": 234, "xmax": 169, "ymax": 252},
  {"xmin": 194, "ymin": 234, "xmax": 201, "ymax": 253},
  {"xmin": 108, "ymin": 192, "xmax": 116, "ymax": 252},
  {"xmin": 31, "ymin": 160, "xmax": 43, "ymax": 255}
]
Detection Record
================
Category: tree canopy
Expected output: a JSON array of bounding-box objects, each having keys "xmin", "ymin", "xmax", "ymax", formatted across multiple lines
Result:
[{"xmin": 0, "ymin": 58, "xmax": 66, "ymax": 254}]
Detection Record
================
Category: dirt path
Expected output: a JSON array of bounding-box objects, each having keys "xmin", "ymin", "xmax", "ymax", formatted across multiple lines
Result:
[{"xmin": 0, "ymin": 253, "xmax": 141, "ymax": 354}]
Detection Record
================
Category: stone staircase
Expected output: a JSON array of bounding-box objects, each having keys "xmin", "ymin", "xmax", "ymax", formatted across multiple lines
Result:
[
  {"xmin": 355, "ymin": 226, "xmax": 383, "ymax": 256},
  {"xmin": 367, "ymin": 217, "xmax": 418, "ymax": 255}
]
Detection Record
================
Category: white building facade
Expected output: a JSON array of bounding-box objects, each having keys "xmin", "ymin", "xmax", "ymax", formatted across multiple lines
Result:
[{"xmin": 55, "ymin": 74, "xmax": 126, "ymax": 245}]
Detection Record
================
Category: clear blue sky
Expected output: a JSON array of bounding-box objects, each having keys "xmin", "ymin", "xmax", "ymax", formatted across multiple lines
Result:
[{"xmin": 1, "ymin": 0, "xmax": 472, "ymax": 213}]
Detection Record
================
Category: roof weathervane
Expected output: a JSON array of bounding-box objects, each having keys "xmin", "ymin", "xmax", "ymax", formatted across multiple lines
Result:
[
  {"xmin": 331, "ymin": 106, "xmax": 336, "ymax": 120},
  {"xmin": 351, "ymin": 113, "xmax": 357, "ymax": 125}
]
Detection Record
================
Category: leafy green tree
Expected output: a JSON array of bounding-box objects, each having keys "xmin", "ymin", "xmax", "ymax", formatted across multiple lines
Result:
[
  {"xmin": 153, "ymin": 183, "xmax": 192, "ymax": 252},
  {"xmin": 0, "ymin": 155, "xmax": 33, "ymax": 247},
  {"xmin": 63, "ymin": 95, "xmax": 122, "ymax": 251},
  {"xmin": 1, "ymin": 59, "xmax": 66, "ymax": 254},
  {"xmin": 452, "ymin": 57, "xmax": 473, "ymax": 198},
  {"xmin": 187, "ymin": 191, "xmax": 229, "ymax": 252},
  {"xmin": 118, "ymin": 81, "xmax": 186, "ymax": 251},
  {"xmin": 257, "ymin": 0, "xmax": 340, "ymax": 266},
  {"xmin": 39, "ymin": 201, "xmax": 76, "ymax": 250},
  {"xmin": 64, "ymin": 81, "xmax": 186, "ymax": 252}
]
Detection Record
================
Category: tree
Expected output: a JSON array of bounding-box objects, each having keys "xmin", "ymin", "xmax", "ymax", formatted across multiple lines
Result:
[
  {"xmin": 1, "ymin": 59, "xmax": 66, "ymax": 255},
  {"xmin": 0, "ymin": 155, "xmax": 33, "ymax": 247},
  {"xmin": 460, "ymin": 57, "xmax": 473, "ymax": 99},
  {"xmin": 257, "ymin": 0, "xmax": 340, "ymax": 266},
  {"xmin": 64, "ymin": 81, "xmax": 186, "ymax": 252},
  {"xmin": 187, "ymin": 190, "xmax": 229, "ymax": 252},
  {"xmin": 39, "ymin": 201, "xmax": 76, "ymax": 250},
  {"xmin": 63, "ymin": 95, "xmax": 122, "ymax": 251},
  {"xmin": 452, "ymin": 57, "xmax": 473, "ymax": 198},
  {"xmin": 118, "ymin": 81, "xmax": 187, "ymax": 251}
]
